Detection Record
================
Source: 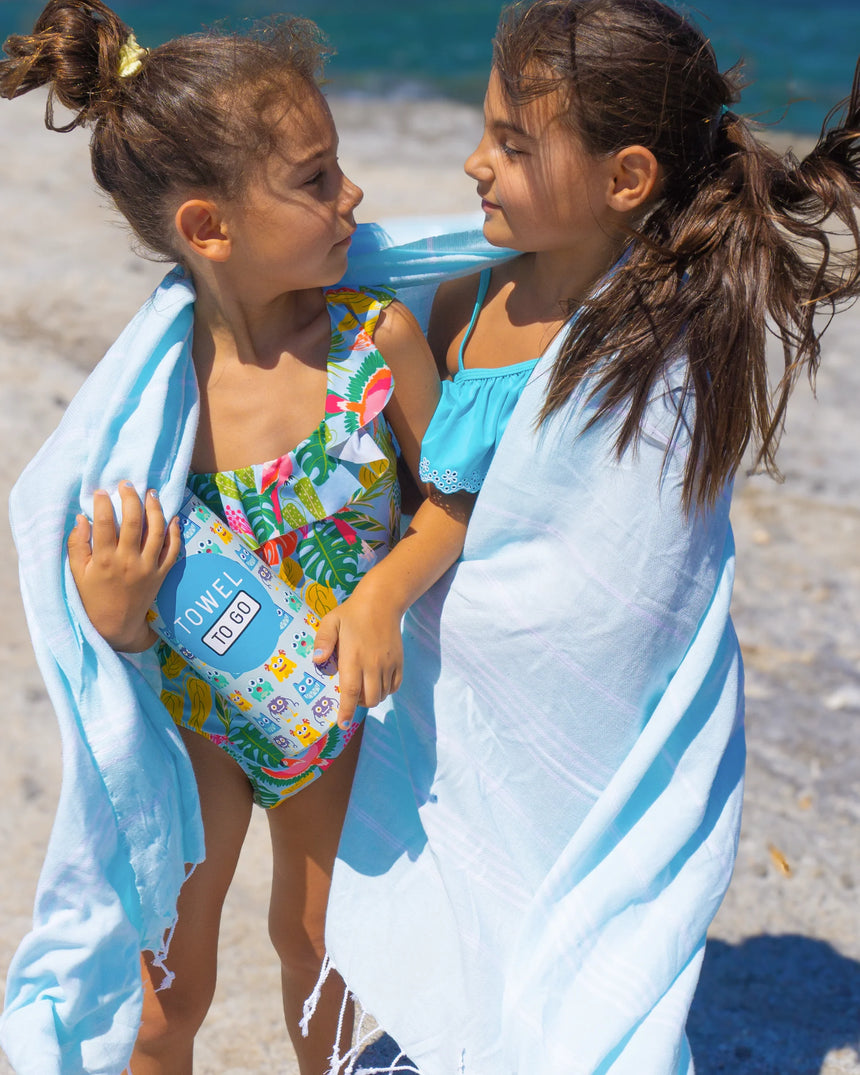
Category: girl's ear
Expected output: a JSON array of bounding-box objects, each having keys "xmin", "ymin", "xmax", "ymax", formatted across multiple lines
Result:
[
  {"xmin": 605, "ymin": 146, "xmax": 661, "ymax": 213},
  {"xmin": 174, "ymin": 200, "xmax": 232, "ymax": 262}
]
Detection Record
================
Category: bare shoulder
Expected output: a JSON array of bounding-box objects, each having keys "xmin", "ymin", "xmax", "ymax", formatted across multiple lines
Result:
[{"xmin": 428, "ymin": 275, "xmax": 480, "ymax": 349}]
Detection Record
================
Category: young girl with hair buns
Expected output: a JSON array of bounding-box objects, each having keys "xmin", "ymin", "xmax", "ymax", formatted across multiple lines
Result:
[
  {"xmin": 0, "ymin": 2, "xmax": 473, "ymax": 1073},
  {"xmin": 319, "ymin": 1, "xmax": 860, "ymax": 1072}
]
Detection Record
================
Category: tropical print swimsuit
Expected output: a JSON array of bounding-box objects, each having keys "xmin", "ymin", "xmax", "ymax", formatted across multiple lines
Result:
[{"xmin": 157, "ymin": 286, "xmax": 399, "ymax": 808}]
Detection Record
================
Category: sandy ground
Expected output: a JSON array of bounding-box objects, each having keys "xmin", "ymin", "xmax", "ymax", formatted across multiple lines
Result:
[{"xmin": 0, "ymin": 89, "xmax": 858, "ymax": 1074}]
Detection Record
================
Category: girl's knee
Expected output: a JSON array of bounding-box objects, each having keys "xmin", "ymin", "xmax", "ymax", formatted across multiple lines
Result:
[
  {"xmin": 269, "ymin": 911, "xmax": 327, "ymax": 979},
  {"xmin": 136, "ymin": 958, "xmax": 216, "ymax": 1055}
]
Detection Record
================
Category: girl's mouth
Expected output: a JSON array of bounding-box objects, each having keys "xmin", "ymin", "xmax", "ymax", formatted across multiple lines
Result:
[{"xmin": 481, "ymin": 198, "xmax": 501, "ymax": 213}]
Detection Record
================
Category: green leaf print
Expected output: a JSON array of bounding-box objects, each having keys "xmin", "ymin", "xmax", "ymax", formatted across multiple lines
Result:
[
  {"xmin": 229, "ymin": 723, "xmax": 286, "ymax": 766},
  {"xmin": 295, "ymin": 476, "xmax": 326, "ymax": 520},
  {"xmin": 338, "ymin": 508, "xmax": 387, "ymax": 537},
  {"xmin": 246, "ymin": 493, "xmax": 278, "ymax": 540},
  {"xmin": 234, "ymin": 466, "xmax": 256, "ymax": 494},
  {"xmin": 328, "ymin": 329, "xmax": 346, "ymax": 358},
  {"xmin": 298, "ymin": 522, "xmax": 359, "ymax": 591},
  {"xmin": 282, "ymin": 501, "xmax": 307, "ymax": 530},
  {"xmin": 295, "ymin": 427, "xmax": 335, "ymax": 484},
  {"xmin": 214, "ymin": 472, "xmax": 242, "ymax": 500}
]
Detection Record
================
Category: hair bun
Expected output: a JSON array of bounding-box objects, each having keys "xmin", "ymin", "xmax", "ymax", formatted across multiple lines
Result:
[{"xmin": 0, "ymin": 0, "xmax": 133, "ymax": 129}]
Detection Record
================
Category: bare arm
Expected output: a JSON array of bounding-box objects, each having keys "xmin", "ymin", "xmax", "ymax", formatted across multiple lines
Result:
[
  {"xmin": 67, "ymin": 482, "xmax": 181, "ymax": 652},
  {"xmin": 313, "ymin": 299, "xmax": 475, "ymax": 725}
]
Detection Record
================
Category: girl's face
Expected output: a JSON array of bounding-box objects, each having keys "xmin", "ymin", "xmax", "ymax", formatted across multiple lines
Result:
[
  {"xmin": 465, "ymin": 69, "xmax": 615, "ymax": 254},
  {"xmin": 224, "ymin": 86, "xmax": 362, "ymax": 299}
]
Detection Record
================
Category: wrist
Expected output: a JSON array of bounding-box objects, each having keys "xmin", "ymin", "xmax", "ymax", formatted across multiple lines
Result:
[
  {"xmin": 352, "ymin": 570, "xmax": 411, "ymax": 620},
  {"xmin": 115, "ymin": 624, "xmax": 158, "ymax": 654}
]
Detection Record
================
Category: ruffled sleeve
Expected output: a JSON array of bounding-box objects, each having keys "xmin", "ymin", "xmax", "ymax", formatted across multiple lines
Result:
[{"xmin": 418, "ymin": 359, "xmax": 537, "ymax": 494}]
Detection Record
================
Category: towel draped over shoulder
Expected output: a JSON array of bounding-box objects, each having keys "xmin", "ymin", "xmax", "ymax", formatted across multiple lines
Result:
[{"xmin": 326, "ymin": 313, "xmax": 745, "ymax": 1073}]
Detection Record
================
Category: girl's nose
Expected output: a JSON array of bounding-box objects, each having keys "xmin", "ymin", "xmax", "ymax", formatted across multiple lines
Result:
[
  {"xmin": 464, "ymin": 134, "xmax": 492, "ymax": 182},
  {"xmin": 341, "ymin": 173, "xmax": 364, "ymax": 212}
]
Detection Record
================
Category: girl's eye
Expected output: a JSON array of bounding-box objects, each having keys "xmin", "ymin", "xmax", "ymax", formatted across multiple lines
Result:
[
  {"xmin": 500, "ymin": 143, "xmax": 522, "ymax": 159},
  {"xmin": 304, "ymin": 170, "xmax": 324, "ymax": 186}
]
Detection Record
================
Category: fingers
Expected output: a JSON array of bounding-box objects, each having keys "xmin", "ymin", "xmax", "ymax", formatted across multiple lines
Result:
[
  {"xmin": 158, "ymin": 515, "xmax": 182, "ymax": 572},
  {"xmin": 141, "ymin": 488, "xmax": 178, "ymax": 572},
  {"xmin": 67, "ymin": 514, "xmax": 93, "ymax": 583},
  {"xmin": 312, "ymin": 616, "xmax": 338, "ymax": 666},
  {"xmin": 115, "ymin": 481, "xmax": 145, "ymax": 553},
  {"xmin": 90, "ymin": 489, "xmax": 120, "ymax": 556},
  {"xmin": 335, "ymin": 669, "xmax": 363, "ymax": 729}
]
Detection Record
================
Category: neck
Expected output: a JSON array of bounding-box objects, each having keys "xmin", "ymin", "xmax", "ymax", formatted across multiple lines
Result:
[
  {"xmin": 190, "ymin": 269, "xmax": 327, "ymax": 371},
  {"xmin": 525, "ymin": 234, "xmax": 627, "ymax": 313}
]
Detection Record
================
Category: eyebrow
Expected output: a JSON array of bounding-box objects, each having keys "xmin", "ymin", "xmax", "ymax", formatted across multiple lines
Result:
[
  {"xmin": 489, "ymin": 118, "xmax": 535, "ymax": 141},
  {"xmin": 289, "ymin": 139, "xmax": 338, "ymax": 169}
]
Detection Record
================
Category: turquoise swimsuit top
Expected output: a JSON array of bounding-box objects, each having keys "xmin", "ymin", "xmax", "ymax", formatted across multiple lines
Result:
[{"xmin": 418, "ymin": 268, "xmax": 539, "ymax": 494}]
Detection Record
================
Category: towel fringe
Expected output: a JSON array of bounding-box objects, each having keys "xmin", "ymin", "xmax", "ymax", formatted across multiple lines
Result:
[
  {"xmin": 300, "ymin": 951, "xmax": 334, "ymax": 1037},
  {"xmin": 303, "ymin": 952, "xmax": 422, "ymax": 1074},
  {"xmin": 147, "ymin": 862, "xmax": 197, "ymax": 993}
]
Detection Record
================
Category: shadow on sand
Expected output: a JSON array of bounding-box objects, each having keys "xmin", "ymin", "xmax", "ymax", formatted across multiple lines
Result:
[
  {"xmin": 689, "ymin": 934, "xmax": 860, "ymax": 1074},
  {"xmin": 354, "ymin": 934, "xmax": 860, "ymax": 1073}
]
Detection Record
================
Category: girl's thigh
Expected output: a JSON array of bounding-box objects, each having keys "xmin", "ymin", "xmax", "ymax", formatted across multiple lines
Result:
[
  {"xmin": 140, "ymin": 729, "xmax": 254, "ymax": 1021},
  {"xmin": 266, "ymin": 726, "xmax": 363, "ymax": 946}
]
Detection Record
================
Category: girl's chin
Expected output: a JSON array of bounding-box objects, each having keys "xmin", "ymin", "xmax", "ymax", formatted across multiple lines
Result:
[{"xmin": 481, "ymin": 220, "xmax": 518, "ymax": 251}]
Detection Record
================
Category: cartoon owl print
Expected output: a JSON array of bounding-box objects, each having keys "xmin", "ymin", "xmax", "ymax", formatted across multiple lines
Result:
[
  {"xmin": 310, "ymin": 695, "xmax": 337, "ymax": 727},
  {"xmin": 246, "ymin": 677, "xmax": 274, "ymax": 702},
  {"xmin": 179, "ymin": 515, "xmax": 201, "ymax": 542},
  {"xmin": 268, "ymin": 695, "xmax": 300, "ymax": 721},
  {"xmin": 276, "ymin": 609, "xmax": 295, "ymax": 635},
  {"xmin": 211, "ymin": 519, "xmax": 231, "ymax": 544},
  {"xmin": 234, "ymin": 544, "xmax": 256, "ymax": 567},
  {"xmin": 295, "ymin": 673, "xmax": 324, "ymax": 703},
  {"xmin": 293, "ymin": 719, "xmax": 322, "ymax": 747},
  {"xmin": 291, "ymin": 630, "xmax": 315, "ymax": 658},
  {"xmin": 265, "ymin": 649, "xmax": 298, "ymax": 682}
]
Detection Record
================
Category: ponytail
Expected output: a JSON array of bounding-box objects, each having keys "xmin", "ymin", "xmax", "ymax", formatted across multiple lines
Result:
[{"xmin": 496, "ymin": 0, "xmax": 860, "ymax": 510}]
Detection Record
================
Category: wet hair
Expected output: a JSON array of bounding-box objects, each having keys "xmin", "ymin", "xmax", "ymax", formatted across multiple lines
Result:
[
  {"xmin": 0, "ymin": 0, "xmax": 330, "ymax": 259},
  {"xmin": 494, "ymin": 0, "xmax": 860, "ymax": 508}
]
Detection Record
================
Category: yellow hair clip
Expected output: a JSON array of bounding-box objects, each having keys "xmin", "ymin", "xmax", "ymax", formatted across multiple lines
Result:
[{"xmin": 118, "ymin": 33, "xmax": 148, "ymax": 78}]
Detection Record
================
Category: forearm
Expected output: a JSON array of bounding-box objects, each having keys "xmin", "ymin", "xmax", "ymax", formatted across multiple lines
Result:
[{"xmin": 353, "ymin": 489, "xmax": 473, "ymax": 615}]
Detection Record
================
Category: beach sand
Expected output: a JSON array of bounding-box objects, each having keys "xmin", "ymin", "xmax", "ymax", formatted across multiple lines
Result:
[{"xmin": 0, "ymin": 89, "xmax": 858, "ymax": 1074}]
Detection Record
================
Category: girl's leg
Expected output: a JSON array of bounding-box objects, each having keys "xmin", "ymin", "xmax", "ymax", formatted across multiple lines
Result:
[
  {"xmin": 266, "ymin": 729, "xmax": 363, "ymax": 1075},
  {"xmin": 129, "ymin": 729, "xmax": 254, "ymax": 1075}
]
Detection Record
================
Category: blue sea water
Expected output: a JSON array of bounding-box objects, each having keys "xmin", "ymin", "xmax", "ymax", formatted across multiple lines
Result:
[{"xmin": 2, "ymin": 0, "xmax": 858, "ymax": 134}]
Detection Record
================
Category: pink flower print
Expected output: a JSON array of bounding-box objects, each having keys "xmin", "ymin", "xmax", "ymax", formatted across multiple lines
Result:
[
  {"xmin": 223, "ymin": 505, "xmax": 255, "ymax": 539},
  {"xmin": 261, "ymin": 455, "xmax": 294, "ymax": 525},
  {"xmin": 353, "ymin": 328, "xmax": 375, "ymax": 351},
  {"xmin": 332, "ymin": 518, "xmax": 358, "ymax": 545},
  {"xmin": 330, "ymin": 368, "xmax": 393, "ymax": 426},
  {"xmin": 261, "ymin": 733, "xmax": 329, "ymax": 779}
]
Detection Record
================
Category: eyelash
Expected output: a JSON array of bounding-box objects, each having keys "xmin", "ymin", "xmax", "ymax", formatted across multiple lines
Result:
[
  {"xmin": 500, "ymin": 143, "xmax": 522, "ymax": 159},
  {"xmin": 305, "ymin": 169, "xmax": 325, "ymax": 185}
]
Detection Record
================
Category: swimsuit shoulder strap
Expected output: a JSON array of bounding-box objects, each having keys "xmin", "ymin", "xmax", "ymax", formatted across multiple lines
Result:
[{"xmin": 456, "ymin": 267, "xmax": 492, "ymax": 372}]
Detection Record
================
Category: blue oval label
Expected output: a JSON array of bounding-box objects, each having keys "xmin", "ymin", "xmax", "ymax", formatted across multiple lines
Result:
[{"xmin": 156, "ymin": 554, "xmax": 280, "ymax": 675}]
